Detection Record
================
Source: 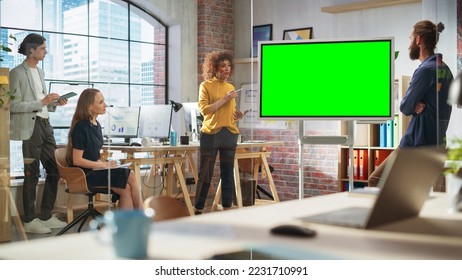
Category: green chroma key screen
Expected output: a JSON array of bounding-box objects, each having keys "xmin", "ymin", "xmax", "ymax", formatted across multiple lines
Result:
[{"xmin": 259, "ymin": 38, "xmax": 393, "ymax": 120}]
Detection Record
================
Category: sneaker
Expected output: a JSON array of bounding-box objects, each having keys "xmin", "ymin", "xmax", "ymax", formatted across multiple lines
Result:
[
  {"xmin": 40, "ymin": 214, "xmax": 68, "ymax": 229},
  {"xmin": 24, "ymin": 218, "xmax": 52, "ymax": 234}
]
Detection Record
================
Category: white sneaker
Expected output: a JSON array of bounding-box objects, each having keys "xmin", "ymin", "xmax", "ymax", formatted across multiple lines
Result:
[
  {"xmin": 40, "ymin": 214, "xmax": 68, "ymax": 229},
  {"xmin": 24, "ymin": 218, "xmax": 52, "ymax": 234}
]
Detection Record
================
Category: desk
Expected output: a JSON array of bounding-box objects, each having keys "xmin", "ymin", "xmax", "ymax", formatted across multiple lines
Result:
[
  {"xmin": 103, "ymin": 141, "xmax": 282, "ymax": 212},
  {"xmin": 1, "ymin": 192, "xmax": 461, "ymax": 259},
  {"xmin": 102, "ymin": 144, "xmax": 199, "ymax": 216}
]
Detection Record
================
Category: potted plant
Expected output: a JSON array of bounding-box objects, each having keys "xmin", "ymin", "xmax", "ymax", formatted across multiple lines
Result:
[
  {"xmin": 0, "ymin": 34, "xmax": 16, "ymax": 109},
  {"xmin": 445, "ymin": 138, "xmax": 462, "ymax": 212},
  {"xmin": 0, "ymin": 33, "xmax": 16, "ymax": 63}
]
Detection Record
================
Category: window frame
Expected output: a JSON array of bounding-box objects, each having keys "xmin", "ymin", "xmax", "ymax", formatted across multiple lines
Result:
[{"xmin": 0, "ymin": 0, "xmax": 168, "ymax": 178}]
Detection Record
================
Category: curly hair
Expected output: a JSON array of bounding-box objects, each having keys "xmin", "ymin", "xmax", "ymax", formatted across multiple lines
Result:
[
  {"xmin": 412, "ymin": 20, "xmax": 445, "ymax": 52},
  {"xmin": 202, "ymin": 51, "xmax": 234, "ymax": 81}
]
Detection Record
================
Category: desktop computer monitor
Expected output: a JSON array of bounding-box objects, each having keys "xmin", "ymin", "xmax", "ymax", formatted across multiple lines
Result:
[
  {"xmin": 99, "ymin": 106, "xmax": 141, "ymax": 144},
  {"xmin": 182, "ymin": 102, "xmax": 203, "ymax": 135},
  {"xmin": 138, "ymin": 104, "xmax": 171, "ymax": 141}
]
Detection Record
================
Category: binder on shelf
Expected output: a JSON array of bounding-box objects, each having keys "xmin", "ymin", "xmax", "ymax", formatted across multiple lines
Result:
[
  {"xmin": 344, "ymin": 181, "xmax": 366, "ymax": 191},
  {"xmin": 393, "ymin": 115, "xmax": 399, "ymax": 148},
  {"xmin": 354, "ymin": 123, "xmax": 369, "ymax": 146},
  {"xmin": 386, "ymin": 120, "xmax": 394, "ymax": 148},
  {"xmin": 358, "ymin": 149, "xmax": 368, "ymax": 180},
  {"xmin": 373, "ymin": 149, "xmax": 393, "ymax": 170},
  {"xmin": 379, "ymin": 123, "xmax": 387, "ymax": 147},
  {"xmin": 346, "ymin": 149, "xmax": 359, "ymax": 179}
]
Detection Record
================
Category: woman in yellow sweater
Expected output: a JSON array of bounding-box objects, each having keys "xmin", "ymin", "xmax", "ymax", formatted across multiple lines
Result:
[{"xmin": 194, "ymin": 51, "xmax": 246, "ymax": 214}]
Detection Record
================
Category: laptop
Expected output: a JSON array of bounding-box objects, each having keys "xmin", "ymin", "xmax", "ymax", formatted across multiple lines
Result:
[{"xmin": 299, "ymin": 147, "xmax": 447, "ymax": 229}]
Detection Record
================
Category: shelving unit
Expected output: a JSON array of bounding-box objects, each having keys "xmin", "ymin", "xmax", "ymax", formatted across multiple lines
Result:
[
  {"xmin": 0, "ymin": 68, "xmax": 26, "ymax": 241},
  {"xmin": 234, "ymin": 57, "xmax": 257, "ymax": 64},
  {"xmin": 338, "ymin": 75, "xmax": 411, "ymax": 191},
  {"xmin": 321, "ymin": 0, "xmax": 421, "ymax": 14}
]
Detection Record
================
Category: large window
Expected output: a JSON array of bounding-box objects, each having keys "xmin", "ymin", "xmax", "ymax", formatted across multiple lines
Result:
[{"xmin": 0, "ymin": 0, "xmax": 167, "ymax": 177}]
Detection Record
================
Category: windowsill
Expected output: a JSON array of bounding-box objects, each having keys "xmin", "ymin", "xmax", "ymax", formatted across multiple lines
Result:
[{"xmin": 10, "ymin": 178, "xmax": 45, "ymax": 188}]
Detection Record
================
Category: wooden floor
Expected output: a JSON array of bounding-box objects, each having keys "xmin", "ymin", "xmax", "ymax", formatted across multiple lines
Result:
[{"xmin": 7, "ymin": 212, "xmax": 92, "ymax": 243}]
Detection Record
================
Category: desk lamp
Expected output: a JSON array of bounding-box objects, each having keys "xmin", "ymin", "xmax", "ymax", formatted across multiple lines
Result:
[{"xmin": 167, "ymin": 99, "xmax": 183, "ymax": 142}]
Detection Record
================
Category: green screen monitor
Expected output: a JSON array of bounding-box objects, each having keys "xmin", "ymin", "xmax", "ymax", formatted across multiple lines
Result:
[{"xmin": 258, "ymin": 37, "xmax": 394, "ymax": 120}]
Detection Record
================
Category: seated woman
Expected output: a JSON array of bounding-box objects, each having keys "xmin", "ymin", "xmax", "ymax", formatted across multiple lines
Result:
[{"xmin": 66, "ymin": 88, "xmax": 143, "ymax": 209}]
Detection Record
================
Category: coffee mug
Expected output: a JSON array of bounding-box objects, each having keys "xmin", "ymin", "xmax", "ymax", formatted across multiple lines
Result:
[{"xmin": 92, "ymin": 209, "xmax": 154, "ymax": 259}]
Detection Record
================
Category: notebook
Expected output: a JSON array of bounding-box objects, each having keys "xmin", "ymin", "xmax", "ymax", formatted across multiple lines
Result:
[{"xmin": 299, "ymin": 147, "xmax": 446, "ymax": 229}]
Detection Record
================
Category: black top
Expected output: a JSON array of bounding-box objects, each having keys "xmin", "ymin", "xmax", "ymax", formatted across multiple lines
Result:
[
  {"xmin": 71, "ymin": 120, "xmax": 129, "ymax": 195},
  {"xmin": 71, "ymin": 120, "xmax": 104, "ymax": 173}
]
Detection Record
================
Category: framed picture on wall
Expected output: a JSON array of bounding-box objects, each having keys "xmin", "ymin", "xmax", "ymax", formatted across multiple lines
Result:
[
  {"xmin": 283, "ymin": 27, "xmax": 313, "ymax": 40},
  {"xmin": 252, "ymin": 24, "xmax": 272, "ymax": 57}
]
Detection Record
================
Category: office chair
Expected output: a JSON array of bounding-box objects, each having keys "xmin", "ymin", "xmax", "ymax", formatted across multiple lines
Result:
[
  {"xmin": 143, "ymin": 196, "xmax": 189, "ymax": 221},
  {"xmin": 54, "ymin": 147, "xmax": 112, "ymax": 235}
]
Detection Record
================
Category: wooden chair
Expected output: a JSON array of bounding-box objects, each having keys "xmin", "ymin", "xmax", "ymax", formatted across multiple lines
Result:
[
  {"xmin": 54, "ymin": 147, "xmax": 112, "ymax": 235},
  {"xmin": 143, "ymin": 196, "xmax": 189, "ymax": 221}
]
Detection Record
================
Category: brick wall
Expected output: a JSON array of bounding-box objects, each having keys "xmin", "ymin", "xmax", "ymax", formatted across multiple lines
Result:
[
  {"xmin": 154, "ymin": 27, "xmax": 166, "ymax": 103},
  {"xmin": 196, "ymin": 1, "xmax": 339, "ymax": 202},
  {"xmin": 239, "ymin": 128, "xmax": 339, "ymax": 201},
  {"xmin": 197, "ymin": 0, "xmax": 235, "ymax": 85}
]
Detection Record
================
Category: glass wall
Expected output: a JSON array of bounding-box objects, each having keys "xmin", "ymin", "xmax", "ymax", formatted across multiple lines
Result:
[
  {"xmin": 0, "ymin": 0, "xmax": 167, "ymax": 177},
  {"xmin": 238, "ymin": 0, "xmax": 458, "ymax": 199}
]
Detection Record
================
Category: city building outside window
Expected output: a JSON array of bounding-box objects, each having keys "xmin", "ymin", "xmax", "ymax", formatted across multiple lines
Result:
[{"xmin": 0, "ymin": 0, "xmax": 167, "ymax": 177}]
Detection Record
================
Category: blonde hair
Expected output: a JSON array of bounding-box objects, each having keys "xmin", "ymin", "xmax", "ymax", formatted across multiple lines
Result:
[{"xmin": 66, "ymin": 88, "xmax": 101, "ymax": 163}]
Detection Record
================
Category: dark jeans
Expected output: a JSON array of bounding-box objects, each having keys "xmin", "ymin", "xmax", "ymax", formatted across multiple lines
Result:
[
  {"xmin": 22, "ymin": 117, "xmax": 59, "ymax": 222},
  {"xmin": 195, "ymin": 129, "xmax": 238, "ymax": 209}
]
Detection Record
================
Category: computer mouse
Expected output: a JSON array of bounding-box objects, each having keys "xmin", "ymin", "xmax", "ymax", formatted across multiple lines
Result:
[
  {"xmin": 270, "ymin": 224, "xmax": 316, "ymax": 238},
  {"xmin": 130, "ymin": 142, "xmax": 142, "ymax": 147}
]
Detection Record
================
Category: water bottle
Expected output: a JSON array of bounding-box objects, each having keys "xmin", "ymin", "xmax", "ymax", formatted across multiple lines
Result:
[
  {"xmin": 191, "ymin": 129, "xmax": 198, "ymax": 142},
  {"xmin": 169, "ymin": 127, "xmax": 177, "ymax": 146}
]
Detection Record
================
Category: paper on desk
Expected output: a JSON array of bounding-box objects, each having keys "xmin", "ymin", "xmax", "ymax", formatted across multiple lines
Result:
[
  {"xmin": 93, "ymin": 162, "xmax": 132, "ymax": 170},
  {"xmin": 349, "ymin": 186, "xmax": 380, "ymax": 196},
  {"xmin": 209, "ymin": 243, "xmax": 342, "ymax": 260},
  {"xmin": 154, "ymin": 222, "xmax": 235, "ymax": 238}
]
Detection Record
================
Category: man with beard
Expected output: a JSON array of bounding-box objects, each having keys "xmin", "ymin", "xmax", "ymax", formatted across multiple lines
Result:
[{"xmin": 368, "ymin": 20, "xmax": 453, "ymax": 187}]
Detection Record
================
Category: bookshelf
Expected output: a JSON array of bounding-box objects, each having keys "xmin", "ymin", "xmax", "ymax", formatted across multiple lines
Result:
[
  {"xmin": 338, "ymin": 75, "xmax": 411, "ymax": 191},
  {"xmin": 321, "ymin": 0, "xmax": 422, "ymax": 14}
]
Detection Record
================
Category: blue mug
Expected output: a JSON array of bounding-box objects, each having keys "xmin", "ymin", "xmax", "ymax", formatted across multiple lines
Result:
[{"xmin": 94, "ymin": 209, "xmax": 154, "ymax": 259}]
